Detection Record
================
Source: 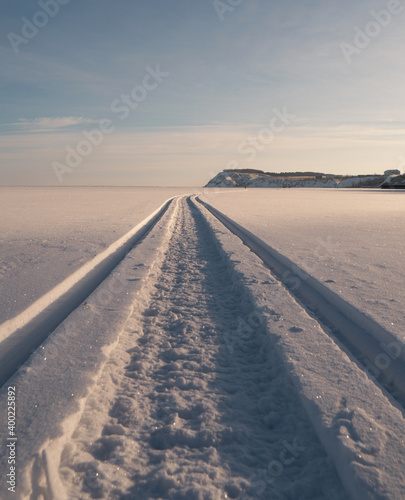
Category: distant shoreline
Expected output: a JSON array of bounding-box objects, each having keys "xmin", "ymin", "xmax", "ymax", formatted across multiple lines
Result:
[{"xmin": 205, "ymin": 170, "xmax": 405, "ymax": 189}]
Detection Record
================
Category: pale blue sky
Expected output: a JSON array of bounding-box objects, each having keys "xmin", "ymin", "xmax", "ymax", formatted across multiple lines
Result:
[{"xmin": 1, "ymin": 0, "xmax": 405, "ymax": 185}]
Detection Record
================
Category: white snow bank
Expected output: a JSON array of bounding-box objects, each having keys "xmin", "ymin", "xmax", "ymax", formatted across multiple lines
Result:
[
  {"xmin": 197, "ymin": 196, "xmax": 405, "ymax": 400},
  {"xmin": 205, "ymin": 171, "xmax": 393, "ymax": 189}
]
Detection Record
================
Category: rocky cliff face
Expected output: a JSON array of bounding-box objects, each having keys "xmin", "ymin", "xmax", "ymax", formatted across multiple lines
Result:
[
  {"xmin": 205, "ymin": 171, "xmax": 338, "ymax": 188},
  {"xmin": 205, "ymin": 171, "xmax": 394, "ymax": 189},
  {"xmin": 381, "ymin": 174, "xmax": 405, "ymax": 189},
  {"xmin": 338, "ymin": 175, "xmax": 385, "ymax": 188}
]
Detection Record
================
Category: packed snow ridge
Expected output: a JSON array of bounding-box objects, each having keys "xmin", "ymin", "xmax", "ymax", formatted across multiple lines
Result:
[{"xmin": 204, "ymin": 170, "xmax": 404, "ymax": 188}]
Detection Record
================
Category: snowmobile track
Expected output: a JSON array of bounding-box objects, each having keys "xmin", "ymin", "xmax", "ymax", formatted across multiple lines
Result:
[
  {"xmin": 58, "ymin": 195, "xmax": 345, "ymax": 500},
  {"xmin": 3, "ymin": 195, "xmax": 405, "ymax": 499}
]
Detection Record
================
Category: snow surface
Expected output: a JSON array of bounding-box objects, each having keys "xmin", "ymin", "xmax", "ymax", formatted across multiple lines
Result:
[
  {"xmin": 0, "ymin": 197, "xmax": 175, "ymax": 387},
  {"xmin": 1, "ymin": 190, "xmax": 405, "ymax": 499},
  {"xmin": 200, "ymin": 189, "xmax": 405, "ymax": 345},
  {"xmin": 0, "ymin": 196, "xmax": 346, "ymax": 500},
  {"xmin": 196, "ymin": 196, "xmax": 405, "ymax": 499},
  {"xmin": 58, "ymin": 198, "xmax": 346, "ymax": 500},
  {"xmin": 0, "ymin": 187, "xmax": 195, "ymax": 324}
]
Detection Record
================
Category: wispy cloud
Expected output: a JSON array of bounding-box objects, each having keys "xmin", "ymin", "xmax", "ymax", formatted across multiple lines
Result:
[{"xmin": 12, "ymin": 116, "xmax": 99, "ymax": 133}]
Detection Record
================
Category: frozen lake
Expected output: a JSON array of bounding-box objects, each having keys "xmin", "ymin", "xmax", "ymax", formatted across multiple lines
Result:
[{"xmin": 1, "ymin": 188, "xmax": 405, "ymax": 499}]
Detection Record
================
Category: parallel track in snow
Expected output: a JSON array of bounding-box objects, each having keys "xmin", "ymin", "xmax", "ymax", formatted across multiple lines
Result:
[
  {"xmin": 58, "ymin": 196, "xmax": 345, "ymax": 500},
  {"xmin": 4, "ymin": 195, "xmax": 404, "ymax": 498},
  {"xmin": 197, "ymin": 196, "xmax": 405, "ymax": 408}
]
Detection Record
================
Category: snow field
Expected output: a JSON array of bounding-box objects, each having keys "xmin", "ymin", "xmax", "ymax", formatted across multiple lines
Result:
[{"xmin": 0, "ymin": 192, "xmax": 404, "ymax": 498}]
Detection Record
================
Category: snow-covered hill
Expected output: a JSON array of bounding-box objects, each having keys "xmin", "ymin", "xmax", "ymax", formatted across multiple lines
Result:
[
  {"xmin": 337, "ymin": 175, "xmax": 385, "ymax": 188},
  {"xmin": 205, "ymin": 171, "xmax": 390, "ymax": 188},
  {"xmin": 381, "ymin": 174, "xmax": 405, "ymax": 189},
  {"xmin": 205, "ymin": 171, "xmax": 338, "ymax": 188}
]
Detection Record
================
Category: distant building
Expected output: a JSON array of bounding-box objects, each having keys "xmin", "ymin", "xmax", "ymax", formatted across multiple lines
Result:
[{"xmin": 384, "ymin": 169, "xmax": 400, "ymax": 176}]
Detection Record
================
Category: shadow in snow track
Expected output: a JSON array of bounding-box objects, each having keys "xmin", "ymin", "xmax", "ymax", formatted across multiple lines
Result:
[
  {"xmin": 197, "ymin": 196, "xmax": 405, "ymax": 408},
  {"xmin": 119, "ymin": 197, "xmax": 345, "ymax": 500}
]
